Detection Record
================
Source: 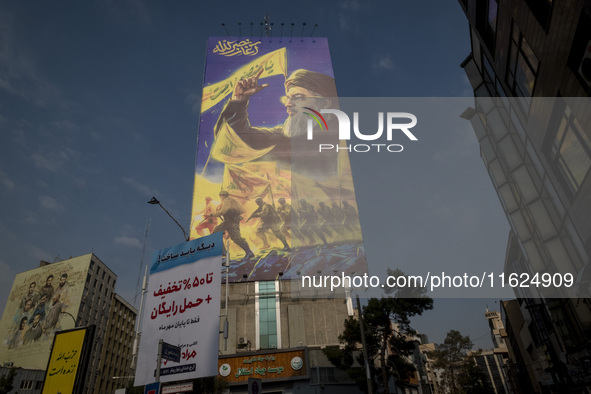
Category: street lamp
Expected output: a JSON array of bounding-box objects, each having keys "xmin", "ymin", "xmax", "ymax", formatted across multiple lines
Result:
[{"xmin": 148, "ymin": 197, "xmax": 189, "ymax": 241}]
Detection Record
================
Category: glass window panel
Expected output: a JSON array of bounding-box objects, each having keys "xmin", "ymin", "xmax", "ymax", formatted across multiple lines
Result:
[
  {"xmin": 488, "ymin": 108, "xmax": 509, "ymax": 141},
  {"xmin": 480, "ymin": 137, "xmax": 496, "ymax": 164},
  {"xmin": 464, "ymin": 58, "xmax": 484, "ymax": 88},
  {"xmin": 528, "ymin": 199, "xmax": 556, "ymax": 240},
  {"xmin": 510, "ymin": 210, "xmax": 532, "ymax": 242},
  {"xmin": 559, "ymin": 128, "xmax": 591, "ymax": 188},
  {"xmin": 488, "ymin": 159, "xmax": 507, "ymax": 186},
  {"xmin": 268, "ymin": 335, "xmax": 277, "ymax": 348},
  {"xmin": 522, "ymin": 240, "xmax": 545, "ymax": 272},
  {"xmin": 520, "ymin": 37, "xmax": 539, "ymax": 72},
  {"xmin": 526, "ymin": 141, "xmax": 545, "ymax": 177},
  {"xmin": 470, "ymin": 113, "xmax": 487, "ymax": 140},
  {"xmin": 545, "ymin": 237, "xmax": 575, "ymax": 273},
  {"xmin": 471, "ymin": 28, "xmax": 483, "ymax": 71},
  {"xmin": 260, "ymin": 322, "xmax": 268, "ymax": 335},
  {"xmin": 488, "ymin": 0, "xmax": 498, "ymax": 31},
  {"xmin": 499, "ymin": 183, "xmax": 518, "ymax": 212},
  {"xmin": 515, "ymin": 56, "xmax": 536, "ymax": 97},
  {"xmin": 500, "ymin": 135, "xmax": 522, "ymax": 170},
  {"xmin": 513, "ymin": 165, "xmax": 539, "ymax": 203}
]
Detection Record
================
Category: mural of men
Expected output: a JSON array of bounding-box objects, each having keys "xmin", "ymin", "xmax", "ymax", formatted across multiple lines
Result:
[
  {"xmin": 8, "ymin": 317, "xmax": 28, "ymax": 349},
  {"xmin": 29, "ymin": 293, "xmax": 48, "ymax": 324},
  {"xmin": 277, "ymin": 197, "xmax": 302, "ymax": 240},
  {"xmin": 194, "ymin": 196, "xmax": 218, "ymax": 236},
  {"xmin": 248, "ymin": 197, "xmax": 290, "ymax": 251},
  {"xmin": 210, "ymin": 191, "xmax": 254, "ymax": 259},
  {"xmin": 20, "ymin": 282, "xmax": 38, "ymax": 310},
  {"xmin": 298, "ymin": 199, "xmax": 328, "ymax": 246},
  {"xmin": 41, "ymin": 275, "xmax": 55, "ymax": 302},
  {"xmin": 23, "ymin": 314, "xmax": 43, "ymax": 344},
  {"xmin": 342, "ymin": 201, "xmax": 360, "ymax": 232},
  {"xmin": 52, "ymin": 273, "xmax": 70, "ymax": 305},
  {"xmin": 13, "ymin": 299, "xmax": 34, "ymax": 329}
]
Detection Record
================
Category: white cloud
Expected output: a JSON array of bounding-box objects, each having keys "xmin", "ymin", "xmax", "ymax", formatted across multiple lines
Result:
[
  {"xmin": 97, "ymin": 0, "xmax": 152, "ymax": 26},
  {"xmin": 122, "ymin": 177, "xmax": 158, "ymax": 197},
  {"xmin": 38, "ymin": 195, "xmax": 65, "ymax": 211},
  {"xmin": 31, "ymin": 146, "xmax": 81, "ymax": 172},
  {"xmin": 372, "ymin": 54, "xmax": 394, "ymax": 71},
  {"xmin": 0, "ymin": 168, "xmax": 14, "ymax": 191},
  {"xmin": 340, "ymin": 0, "xmax": 361, "ymax": 10},
  {"xmin": 0, "ymin": 12, "xmax": 70, "ymax": 109},
  {"xmin": 114, "ymin": 236, "xmax": 142, "ymax": 248}
]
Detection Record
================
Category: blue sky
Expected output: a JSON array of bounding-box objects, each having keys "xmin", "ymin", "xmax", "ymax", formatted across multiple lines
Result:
[{"xmin": 0, "ymin": 0, "xmax": 513, "ymax": 348}]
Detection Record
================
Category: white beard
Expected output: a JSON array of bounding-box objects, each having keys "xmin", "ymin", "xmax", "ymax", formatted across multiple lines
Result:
[{"xmin": 283, "ymin": 112, "xmax": 308, "ymax": 138}]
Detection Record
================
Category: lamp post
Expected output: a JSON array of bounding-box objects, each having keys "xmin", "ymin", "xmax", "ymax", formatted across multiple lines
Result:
[{"xmin": 147, "ymin": 197, "xmax": 189, "ymax": 241}]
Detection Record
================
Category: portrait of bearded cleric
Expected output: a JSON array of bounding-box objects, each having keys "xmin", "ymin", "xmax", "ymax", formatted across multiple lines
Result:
[{"xmin": 191, "ymin": 37, "xmax": 366, "ymax": 282}]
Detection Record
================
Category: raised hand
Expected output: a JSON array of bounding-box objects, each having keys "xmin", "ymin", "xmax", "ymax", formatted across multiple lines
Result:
[{"xmin": 232, "ymin": 68, "xmax": 269, "ymax": 101}]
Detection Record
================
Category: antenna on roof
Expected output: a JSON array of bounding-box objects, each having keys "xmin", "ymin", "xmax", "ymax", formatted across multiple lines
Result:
[{"xmin": 264, "ymin": 14, "xmax": 272, "ymax": 37}]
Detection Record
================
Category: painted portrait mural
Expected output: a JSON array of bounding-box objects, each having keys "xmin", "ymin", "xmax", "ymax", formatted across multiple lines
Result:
[
  {"xmin": 0, "ymin": 257, "xmax": 88, "ymax": 369},
  {"xmin": 191, "ymin": 37, "xmax": 367, "ymax": 282}
]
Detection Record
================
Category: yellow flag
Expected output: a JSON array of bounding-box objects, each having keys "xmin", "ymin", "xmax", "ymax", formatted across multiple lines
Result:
[
  {"xmin": 201, "ymin": 48, "xmax": 288, "ymax": 113},
  {"xmin": 222, "ymin": 164, "xmax": 271, "ymax": 199},
  {"xmin": 211, "ymin": 120, "xmax": 275, "ymax": 164}
]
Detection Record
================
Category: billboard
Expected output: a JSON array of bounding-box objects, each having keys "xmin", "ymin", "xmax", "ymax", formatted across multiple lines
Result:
[
  {"xmin": 218, "ymin": 349, "xmax": 308, "ymax": 384},
  {"xmin": 0, "ymin": 255, "xmax": 89, "ymax": 369},
  {"xmin": 134, "ymin": 233, "xmax": 223, "ymax": 386},
  {"xmin": 191, "ymin": 37, "xmax": 367, "ymax": 282},
  {"xmin": 42, "ymin": 325, "xmax": 95, "ymax": 394}
]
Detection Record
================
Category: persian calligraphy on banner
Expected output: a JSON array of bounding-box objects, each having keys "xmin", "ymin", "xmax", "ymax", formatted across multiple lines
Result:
[
  {"xmin": 42, "ymin": 327, "xmax": 93, "ymax": 394},
  {"xmin": 213, "ymin": 39, "xmax": 262, "ymax": 56},
  {"xmin": 134, "ymin": 233, "xmax": 223, "ymax": 386},
  {"xmin": 201, "ymin": 47, "xmax": 287, "ymax": 112}
]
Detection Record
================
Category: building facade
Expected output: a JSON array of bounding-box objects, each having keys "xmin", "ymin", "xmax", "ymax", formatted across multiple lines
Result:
[
  {"xmin": 459, "ymin": 0, "xmax": 591, "ymax": 391},
  {"xmin": 0, "ymin": 253, "xmax": 136, "ymax": 394},
  {"xmin": 213, "ymin": 280, "xmax": 359, "ymax": 393},
  {"xmin": 96, "ymin": 293, "xmax": 137, "ymax": 394}
]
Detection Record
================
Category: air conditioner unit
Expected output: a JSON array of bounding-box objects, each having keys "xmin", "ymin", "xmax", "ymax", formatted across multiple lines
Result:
[
  {"xmin": 578, "ymin": 39, "xmax": 591, "ymax": 86},
  {"xmin": 237, "ymin": 337, "xmax": 248, "ymax": 349}
]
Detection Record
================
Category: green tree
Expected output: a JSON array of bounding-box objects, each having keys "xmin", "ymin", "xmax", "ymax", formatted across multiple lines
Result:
[
  {"xmin": 324, "ymin": 269, "xmax": 433, "ymax": 393},
  {"xmin": 0, "ymin": 368, "xmax": 16, "ymax": 394},
  {"xmin": 428, "ymin": 330, "xmax": 493, "ymax": 394},
  {"xmin": 457, "ymin": 357, "xmax": 495, "ymax": 394}
]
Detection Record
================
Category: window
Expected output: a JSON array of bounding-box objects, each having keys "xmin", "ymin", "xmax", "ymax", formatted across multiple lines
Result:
[
  {"xmin": 476, "ymin": 0, "xmax": 498, "ymax": 52},
  {"xmin": 257, "ymin": 281, "xmax": 279, "ymax": 349},
  {"xmin": 506, "ymin": 22, "xmax": 539, "ymax": 111},
  {"xmin": 524, "ymin": 0, "xmax": 552, "ymax": 31},
  {"xmin": 547, "ymin": 103, "xmax": 591, "ymax": 194}
]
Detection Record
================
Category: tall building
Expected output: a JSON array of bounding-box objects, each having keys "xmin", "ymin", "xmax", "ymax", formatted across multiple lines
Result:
[
  {"xmin": 459, "ymin": 0, "xmax": 591, "ymax": 391},
  {"xmin": 97, "ymin": 293, "xmax": 137, "ymax": 394},
  {"xmin": 215, "ymin": 281, "xmax": 358, "ymax": 392},
  {"xmin": 0, "ymin": 253, "xmax": 135, "ymax": 393}
]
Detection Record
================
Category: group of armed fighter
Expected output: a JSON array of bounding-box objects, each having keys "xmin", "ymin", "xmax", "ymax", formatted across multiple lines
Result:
[{"xmin": 194, "ymin": 191, "xmax": 359, "ymax": 259}]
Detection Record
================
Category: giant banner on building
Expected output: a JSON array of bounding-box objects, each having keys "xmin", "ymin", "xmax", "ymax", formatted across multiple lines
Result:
[
  {"xmin": 0, "ymin": 255, "xmax": 89, "ymax": 369},
  {"xmin": 191, "ymin": 37, "xmax": 367, "ymax": 282},
  {"xmin": 134, "ymin": 233, "xmax": 223, "ymax": 386}
]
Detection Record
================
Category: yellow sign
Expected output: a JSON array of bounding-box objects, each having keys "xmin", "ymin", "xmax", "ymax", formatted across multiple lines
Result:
[{"xmin": 42, "ymin": 328, "xmax": 87, "ymax": 393}]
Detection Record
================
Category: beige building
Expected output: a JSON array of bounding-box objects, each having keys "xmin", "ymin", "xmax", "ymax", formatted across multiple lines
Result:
[
  {"xmin": 214, "ymin": 280, "xmax": 359, "ymax": 393},
  {"xmin": 96, "ymin": 293, "xmax": 137, "ymax": 394},
  {"xmin": 0, "ymin": 253, "xmax": 136, "ymax": 394}
]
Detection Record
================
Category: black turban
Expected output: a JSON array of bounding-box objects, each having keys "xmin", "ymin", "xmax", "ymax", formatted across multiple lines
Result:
[{"xmin": 284, "ymin": 69, "xmax": 338, "ymax": 98}]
